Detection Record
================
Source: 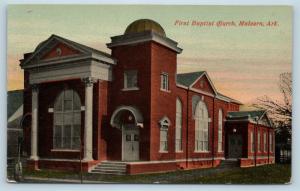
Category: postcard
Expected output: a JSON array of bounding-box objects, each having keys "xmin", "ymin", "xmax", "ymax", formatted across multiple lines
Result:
[{"xmin": 7, "ymin": 4, "xmax": 292, "ymax": 184}]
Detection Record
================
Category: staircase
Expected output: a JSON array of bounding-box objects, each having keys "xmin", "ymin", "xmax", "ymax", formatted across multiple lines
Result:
[
  {"xmin": 90, "ymin": 161, "xmax": 127, "ymax": 175},
  {"xmin": 218, "ymin": 159, "xmax": 240, "ymax": 169}
]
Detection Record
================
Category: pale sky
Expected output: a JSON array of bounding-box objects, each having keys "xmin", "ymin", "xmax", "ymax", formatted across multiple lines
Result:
[{"xmin": 7, "ymin": 5, "xmax": 292, "ymax": 103}]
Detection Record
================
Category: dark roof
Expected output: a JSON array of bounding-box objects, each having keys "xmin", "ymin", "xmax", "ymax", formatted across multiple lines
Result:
[
  {"xmin": 227, "ymin": 110, "xmax": 265, "ymax": 120},
  {"xmin": 217, "ymin": 92, "xmax": 242, "ymax": 105},
  {"xmin": 7, "ymin": 90, "xmax": 23, "ymax": 119},
  {"xmin": 176, "ymin": 71, "xmax": 205, "ymax": 87}
]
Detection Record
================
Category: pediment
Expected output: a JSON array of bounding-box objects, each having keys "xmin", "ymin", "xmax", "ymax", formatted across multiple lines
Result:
[
  {"xmin": 21, "ymin": 35, "xmax": 89, "ymax": 67},
  {"xmin": 40, "ymin": 42, "xmax": 82, "ymax": 60},
  {"xmin": 191, "ymin": 74, "xmax": 216, "ymax": 95},
  {"xmin": 259, "ymin": 114, "xmax": 272, "ymax": 127}
]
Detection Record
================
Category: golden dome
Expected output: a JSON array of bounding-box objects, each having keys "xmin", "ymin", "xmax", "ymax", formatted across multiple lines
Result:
[{"xmin": 124, "ymin": 19, "xmax": 166, "ymax": 37}]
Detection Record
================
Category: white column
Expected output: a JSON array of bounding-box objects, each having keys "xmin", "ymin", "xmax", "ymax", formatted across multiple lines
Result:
[
  {"xmin": 82, "ymin": 77, "xmax": 96, "ymax": 161},
  {"xmin": 30, "ymin": 84, "xmax": 39, "ymax": 160}
]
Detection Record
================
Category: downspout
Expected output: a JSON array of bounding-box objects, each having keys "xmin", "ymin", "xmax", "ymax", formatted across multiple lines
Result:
[{"xmin": 185, "ymin": 88, "xmax": 189, "ymax": 169}]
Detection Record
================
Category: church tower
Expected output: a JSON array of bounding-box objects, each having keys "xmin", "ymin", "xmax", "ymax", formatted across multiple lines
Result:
[{"xmin": 107, "ymin": 19, "xmax": 182, "ymax": 161}]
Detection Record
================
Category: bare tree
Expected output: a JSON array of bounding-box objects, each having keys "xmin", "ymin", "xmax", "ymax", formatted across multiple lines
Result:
[{"xmin": 253, "ymin": 72, "xmax": 292, "ymax": 142}]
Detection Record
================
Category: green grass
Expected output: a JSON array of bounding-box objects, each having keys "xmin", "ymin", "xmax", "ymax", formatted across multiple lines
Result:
[{"xmin": 21, "ymin": 164, "xmax": 291, "ymax": 184}]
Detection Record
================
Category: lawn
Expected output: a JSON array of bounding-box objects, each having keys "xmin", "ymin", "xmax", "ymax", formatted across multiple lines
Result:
[{"xmin": 20, "ymin": 164, "xmax": 291, "ymax": 184}]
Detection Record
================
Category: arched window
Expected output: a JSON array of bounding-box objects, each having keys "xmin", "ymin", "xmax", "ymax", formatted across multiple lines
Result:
[
  {"xmin": 53, "ymin": 89, "xmax": 81, "ymax": 150},
  {"xmin": 195, "ymin": 101, "xmax": 209, "ymax": 152},
  {"xmin": 218, "ymin": 109, "xmax": 223, "ymax": 152},
  {"xmin": 175, "ymin": 98, "xmax": 182, "ymax": 152}
]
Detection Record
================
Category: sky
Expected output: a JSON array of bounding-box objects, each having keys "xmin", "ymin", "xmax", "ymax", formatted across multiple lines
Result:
[{"xmin": 7, "ymin": 5, "xmax": 292, "ymax": 104}]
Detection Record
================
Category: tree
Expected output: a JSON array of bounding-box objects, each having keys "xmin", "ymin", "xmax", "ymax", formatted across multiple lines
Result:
[{"xmin": 253, "ymin": 72, "xmax": 292, "ymax": 144}]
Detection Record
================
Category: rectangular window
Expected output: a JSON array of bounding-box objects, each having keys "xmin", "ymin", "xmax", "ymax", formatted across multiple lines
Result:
[
  {"xmin": 124, "ymin": 70, "xmax": 138, "ymax": 89},
  {"xmin": 251, "ymin": 131, "xmax": 254, "ymax": 153},
  {"xmin": 160, "ymin": 126, "xmax": 168, "ymax": 152},
  {"xmin": 257, "ymin": 130, "xmax": 261, "ymax": 152},
  {"xmin": 264, "ymin": 132, "xmax": 267, "ymax": 152},
  {"xmin": 160, "ymin": 73, "xmax": 169, "ymax": 91}
]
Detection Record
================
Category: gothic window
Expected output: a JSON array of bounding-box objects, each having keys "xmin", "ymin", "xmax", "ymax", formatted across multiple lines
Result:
[
  {"xmin": 218, "ymin": 109, "xmax": 223, "ymax": 152},
  {"xmin": 53, "ymin": 89, "xmax": 81, "ymax": 150},
  {"xmin": 175, "ymin": 98, "xmax": 183, "ymax": 152},
  {"xmin": 195, "ymin": 101, "xmax": 209, "ymax": 152}
]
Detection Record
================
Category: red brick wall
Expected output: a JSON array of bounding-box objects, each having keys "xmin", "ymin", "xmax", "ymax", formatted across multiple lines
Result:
[
  {"xmin": 108, "ymin": 42, "xmax": 152, "ymax": 161},
  {"xmin": 149, "ymin": 42, "xmax": 177, "ymax": 161}
]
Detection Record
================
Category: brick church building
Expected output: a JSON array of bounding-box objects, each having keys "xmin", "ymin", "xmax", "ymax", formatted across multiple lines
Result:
[{"xmin": 20, "ymin": 19, "xmax": 275, "ymax": 174}]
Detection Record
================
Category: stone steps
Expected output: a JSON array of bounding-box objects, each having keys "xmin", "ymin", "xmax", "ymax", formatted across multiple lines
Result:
[
  {"xmin": 90, "ymin": 161, "xmax": 127, "ymax": 175},
  {"xmin": 218, "ymin": 159, "xmax": 240, "ymax": 169}
]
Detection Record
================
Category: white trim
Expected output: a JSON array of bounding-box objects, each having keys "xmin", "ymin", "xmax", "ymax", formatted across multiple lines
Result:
[
  {"xmin": 160, "ymin": 88, "xmax": 171, "ymax": 93},
  {"xmin": 176, "ymin": 84, "xmax": 188, "ymax": 89},
  {"xmin": 159, "ymin": 151, "xmax": 169, "ymax": 153},
  {"xmin": 190, "ymin": 87, "xmax": 215, "ymax": 97},
  {"xmin": 51, "ymin": 149, "xmax": 80, "ymax": 152},
  {"xmin": 110, "ymin": 106, "xmax": 144, "ymax": 128},
  {"xmin": 107, "ymin": 31, "xmax": 182, "ymax": 53},
  {"xmin": 243, "ymin": 156, "xmax": 275, "ymax": 160},
  {"xmin": 125, "ymin": 157, "xmax": 225, "ymax": 165},
  {"xmin": 28, "ymin": 60, "xmax": 112, "ymax": 84},
  {"xmin": 193, "ymin": 151, "xmax": 211, "ymax": 153},
  {"xmin": 122, "ymin": 87, "xmax": 140, "ymax": 91},
  {"xmin": 38, "ymin": 158, "xmax": 81, "ymax": 162},
  {"xmin": 188, "ymin": 72, "xmax": 217, "ymax": 95}
]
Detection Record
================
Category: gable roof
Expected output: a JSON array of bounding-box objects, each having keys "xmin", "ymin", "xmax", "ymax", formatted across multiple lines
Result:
[
  {"xmin": 176, "ymin": 71, "xmax": 242, "ymax": 104},
  {"xmin": 20, "ymin": 34, "xmax": 115, "ymax": 67},
  {"xmin": 217, "ymin": 92, "xmax": 242, "ymax": 105},
  {"xmin": 176, "ymin": 71, "xmax": 205, "ymax": 87},
  {"xmin": 228, "ymin": 110, "xmax": 265, "ymax": 119}
]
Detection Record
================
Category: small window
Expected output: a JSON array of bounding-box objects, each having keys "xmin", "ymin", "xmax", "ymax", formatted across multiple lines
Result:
[
  {"xmin": 160, "ymin": 73, "xmax": 169, "ymax": 91},
  {"xmin": 124, "ymin": 70, "xmax": 138, "ymax": 89}
]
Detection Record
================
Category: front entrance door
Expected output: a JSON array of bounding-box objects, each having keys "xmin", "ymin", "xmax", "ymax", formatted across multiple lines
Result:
[
  {"xmin": 228, "ymin": 134, "xmax": 243, "ymax": 158},
  {"xmin": 122, "ymin": 124, "xmax": 139, "ymax": 161}
]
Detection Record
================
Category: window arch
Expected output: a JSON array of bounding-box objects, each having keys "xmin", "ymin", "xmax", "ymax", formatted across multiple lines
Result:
[
  {"xmin": 194, "ymin": 101, "xmax": 209, "ymax": 152},
  {"xmin": 53, "ymin": 89, "xmax": 81, "ymax": 150},
  {"xmin": 218, "ymin": 109, "xmax": 223, "ymax": 152},
  {"xmin": 175, "ymin": 98, "xmax": 183, "ymax": 152}
]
